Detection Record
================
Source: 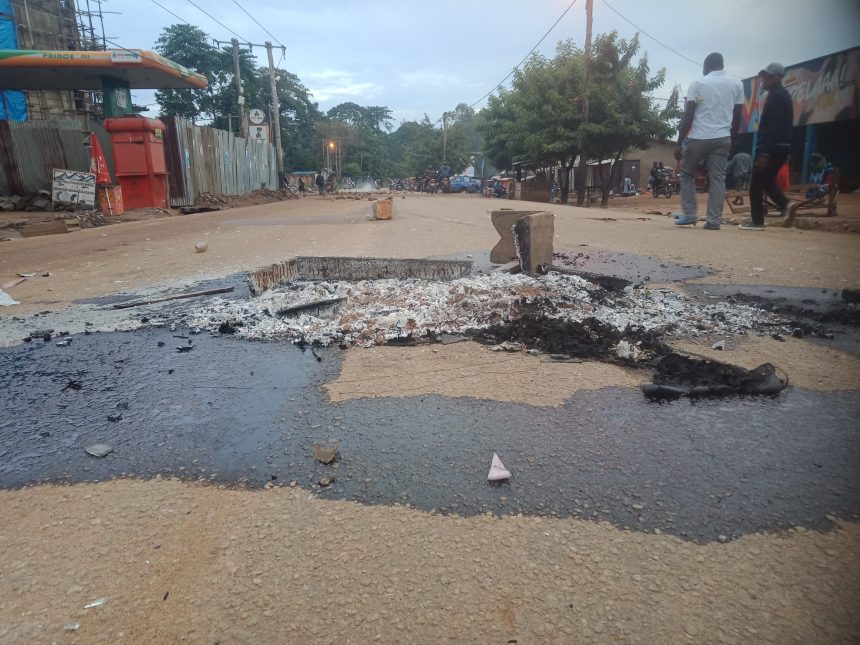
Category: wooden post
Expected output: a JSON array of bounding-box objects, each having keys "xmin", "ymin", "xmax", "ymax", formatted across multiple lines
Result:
[{"xmin": 266, "ymin": 41, "xmax": 285, "ymax": 183}]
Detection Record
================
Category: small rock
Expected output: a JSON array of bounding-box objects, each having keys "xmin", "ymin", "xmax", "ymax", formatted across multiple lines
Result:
[
  {"xmin": 319, "ymin": 475, "xmax": 335, "ymax": 487},
  {"xmin": 711, "ymin": 340, "xmax": 726, "ymax": 350},
  {"xmin": 85, "ymin": 444, "xmax": 113, "ymax": 458},
  {"xmin": 313, "ymin": 443, "xmax": 338, "ymax": 464},
  {"xmin": 194, "ymin": 241, "xmax": 208, "ymax": 253}
]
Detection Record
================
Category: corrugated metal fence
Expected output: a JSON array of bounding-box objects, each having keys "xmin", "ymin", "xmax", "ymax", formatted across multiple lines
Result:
[
  {"xmin": 0, "ymin": 120, "xmax": 114, "ymax": 195},
  {"xmin": 162, "ymin": 116, "xmax": 277, "ymax": 207},
  {"xmin": 0, "ymin": 117, "xmax": 276, "ymax": 207}
]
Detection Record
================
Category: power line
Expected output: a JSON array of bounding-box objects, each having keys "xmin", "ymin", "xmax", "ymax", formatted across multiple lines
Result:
[
  {"xmin": 148, "ymin": 0, "xmax": 190, "ymax": 25},
  {"xmin": 184, "ymin": 0, "xmax": 250, "ymax": 43},
  {"xmin": 599, "ymin": 0, "xmax": 700, "ymax": 66},
  {"xmin": 468, "ymin": 0, "xmax": 580, "ymax": 109},
  {"xmin": 229, "ymin": 0, "xmax": 285, "ymax": 49}
]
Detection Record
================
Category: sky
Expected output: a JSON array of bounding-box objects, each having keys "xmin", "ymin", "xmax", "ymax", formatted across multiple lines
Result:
[{"xmin": 110, "ymin": 0, "xmax": 860, "ymax": 125}]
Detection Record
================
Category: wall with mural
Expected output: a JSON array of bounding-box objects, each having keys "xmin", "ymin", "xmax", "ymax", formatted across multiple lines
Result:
[{"xmin": 740, "ymin": 47, "xmax": 860, "ymax": 133}]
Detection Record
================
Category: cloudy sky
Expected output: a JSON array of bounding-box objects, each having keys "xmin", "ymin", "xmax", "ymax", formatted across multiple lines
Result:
[{"xmin": 115, "ymin": 0, "xmax": 860, "ymax": 125}]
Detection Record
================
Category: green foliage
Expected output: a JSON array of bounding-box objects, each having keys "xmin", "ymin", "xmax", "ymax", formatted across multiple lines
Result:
[
  {"xmin": 478, "ymin": 34, "xmax": 677, "ymax": 204},
  {"xmin": 153, "ymin": 24, "xmax": 322, "ymax": 171},
  {"xmin": 153, "ymin": 24, "xmax": 228, "ymax": 121}
]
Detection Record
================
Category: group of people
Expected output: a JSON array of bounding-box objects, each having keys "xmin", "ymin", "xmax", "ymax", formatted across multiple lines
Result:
[{"xmin": 674, "ymin": 53, "xmax": 797, "ymax": 231}]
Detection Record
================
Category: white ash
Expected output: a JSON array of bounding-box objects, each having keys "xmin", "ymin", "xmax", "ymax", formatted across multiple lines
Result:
[{"xmin": 168, "ymin": 272, "xmax": 776, "ymax": 347}]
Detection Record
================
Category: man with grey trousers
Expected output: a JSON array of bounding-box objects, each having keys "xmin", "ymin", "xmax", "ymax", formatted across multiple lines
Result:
[{"xmin": 674, "ymin": 52, "xmax": 744, "ymax": 229}]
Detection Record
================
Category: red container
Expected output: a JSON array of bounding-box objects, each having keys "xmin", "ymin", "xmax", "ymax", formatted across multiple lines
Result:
[{"xmin": 104, "ymin": 116, "xmax": 168, "ymax": 209}]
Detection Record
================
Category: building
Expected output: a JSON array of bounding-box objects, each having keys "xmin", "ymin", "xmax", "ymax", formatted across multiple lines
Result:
[
  {"xmin": 1, "ymin": 0, "xmax": 103, "ymax": 123},
  {"xmin": 737, "ymin": 46, "xmax": 860, "ymax": 189}
]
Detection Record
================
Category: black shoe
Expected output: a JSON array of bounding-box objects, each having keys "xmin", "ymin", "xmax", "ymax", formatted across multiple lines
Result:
[{"xmin": 703, "ymin": 222, "xmax": 720, "ymax": 230}]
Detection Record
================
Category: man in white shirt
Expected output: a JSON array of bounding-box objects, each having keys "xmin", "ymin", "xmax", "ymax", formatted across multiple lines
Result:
[{"xmin": 674, "ymin": 53, "xmax": 744, "ymax": 229}]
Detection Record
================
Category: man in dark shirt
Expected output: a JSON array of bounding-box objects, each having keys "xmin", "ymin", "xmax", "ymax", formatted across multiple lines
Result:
[{"xmin": 742, "ymin": 62, "xmax": 798, "ymax": 230}]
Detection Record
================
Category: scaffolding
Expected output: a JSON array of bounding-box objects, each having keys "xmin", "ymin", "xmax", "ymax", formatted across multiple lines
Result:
[{"xmin": 9, "ymin": 0, "xmax": 109, "ymax": 121}]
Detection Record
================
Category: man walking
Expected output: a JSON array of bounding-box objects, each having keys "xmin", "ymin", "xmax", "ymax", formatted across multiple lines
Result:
[
  {"xmin": 315, "ymin": 171, "xmax": 325, "ymax": 196},
  {"xmin": 674, "ymin": 53, "xmax": 744, "ymax": 230},
  {"xmin": 740, "ymin": 63, "xmax": 798, "ymax": 230}
]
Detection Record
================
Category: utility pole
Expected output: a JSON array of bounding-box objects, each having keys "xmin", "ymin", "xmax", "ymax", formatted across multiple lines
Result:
[
  {"xmin": 442, "ymin": 112, "xmax": 448, "ymax": 163},
  {"xmin": 576, "ymin": 0, "xmax": 593, "ymax": 207},
  {"xmin": 230, "ymin": 38, "xmax": 247, "ymax": 138},
  {"xmin": 265, "ymin": 41, "xmax": 285, "ymax": 182}
]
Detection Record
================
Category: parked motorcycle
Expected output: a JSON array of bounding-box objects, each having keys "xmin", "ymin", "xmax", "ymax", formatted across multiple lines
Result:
[{"xmin": 653, "ymin": 169, "xmax": 675, "ymax": 198}]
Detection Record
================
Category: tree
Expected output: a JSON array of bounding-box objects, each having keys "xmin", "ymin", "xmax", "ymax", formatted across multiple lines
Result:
[
  {"xmin": 479, "ymin": 41, "xmax": 585, "ymax": 203},
  {"xmin": 153, "ymin": 25, "xmax": 228, "ymax": 122},
  {"xmin": 578, "ymin": 32, "xmax": 679, "ymax": 206}
]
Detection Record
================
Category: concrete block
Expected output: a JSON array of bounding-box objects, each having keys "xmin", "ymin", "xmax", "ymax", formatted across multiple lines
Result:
[
  {"xmin": 513, "ymin": 211, "xmax": 555, "ymax": 275},
  {"xmin": 489, "ymin": 210, "xmax": 543, "ymax": 264}
]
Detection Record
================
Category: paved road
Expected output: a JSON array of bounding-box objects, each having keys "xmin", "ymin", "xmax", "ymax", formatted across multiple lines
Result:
[{"xmin": 3, "ymin": 328, "xmax": 857, "ymax": 543}]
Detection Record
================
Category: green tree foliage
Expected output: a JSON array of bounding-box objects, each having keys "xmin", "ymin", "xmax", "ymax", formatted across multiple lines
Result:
[
  {"xmin": 479, "ymin": 41, "xmax": 585, "ymax": 202},
  {"xmin": 479, "ymin": 34, "xmax": 677, "ymax": 205},
  {"xmin": 153, "ymin": 25, "xmax": 228, "ymax": 121},
  {"xmin": 153, "ymin": 24, "xmax": 322, "ymax": 171},
  {"xmin": 578, "ymin": 32, "xmax": 679, "ymax": 205}
]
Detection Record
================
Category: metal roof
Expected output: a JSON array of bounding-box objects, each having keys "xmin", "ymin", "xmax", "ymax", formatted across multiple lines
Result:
[{"xmin": 0, "ymin": 49, "xmax": 208, "ymax": 90}]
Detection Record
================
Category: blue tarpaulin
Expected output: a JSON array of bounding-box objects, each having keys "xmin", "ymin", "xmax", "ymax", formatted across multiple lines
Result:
[{"xmin": 0, "ymin": 0, "xmax": 29, "ymax": 121}]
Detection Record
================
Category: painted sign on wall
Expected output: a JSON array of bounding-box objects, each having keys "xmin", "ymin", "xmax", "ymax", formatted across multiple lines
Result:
[
  {"xmin": 740, "ymin": 47, "xmax": 860, "ymax": 133},
  {"xmin": 52, "ymin": 169, "xmax": 96, "ymax": 206}
]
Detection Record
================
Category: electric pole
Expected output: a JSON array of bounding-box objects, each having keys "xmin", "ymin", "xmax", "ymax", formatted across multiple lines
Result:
[
  {"xmin": 265, "ymin": 41, "xmax": 285, "ymax": 182},
  {"xmin": 230, "ymin": 38, "xmax": 247, "ymax": 137},
  {"xmin": 576, "ymin": 0, "xmax": 593, "ymax": 207},
  {"xmin": 442, "ymin": 112, "xmax": 448, "ymax": 163}
]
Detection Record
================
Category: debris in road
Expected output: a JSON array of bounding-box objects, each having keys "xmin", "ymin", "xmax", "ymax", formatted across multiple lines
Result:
[
  {"xmin": 64, "ymin": 622, "xmax": 81, "ymax": 631},
  {"xmin": 372, "ymin": 196, "xmax": 394, "ymax": 220},
  {"xmin": 318, "ymin": 475, "xmax": 335, "ymax": 487},
  {"xmin": 174, "ymin": 269, "xmax": 776, "ymax": 350},
  {"xmin": 493, "ymin": 260, "xmax": 521, "ymax": 274},
  {"xmin": 179, "ymin": 206, "xmax": 219, "ymax": 214},
  {"xmin": 712, "ymin": 340, "xmax": 726, "ymax": 350},
  {"xmin": 2, "ymin": 276, "xmax": 28, "ymax": 289},
  {"xmin": 63, "ymin": 379, "xmax": 83, "ymax": 391},
  {"xmin": 488, "ymin": 341, "xmax": 523, "ymax": 352},
  {"xmin": 218, "ymin": 321, "xmax": 241, "ymax": 334},
  {"xmin": 512, "ymin": 211, "xmax": 555, "ymax": 275},
  {"xmin": 614, "ymin": 340, "xmax": 649, "ymax": 361},
  {"xmin": 55, "ymin": 339, "xmax": 72, "ymax": 347},
  {"xmin": 0, "ymin": 289, "xmax": 19, "ymax": 306},
  {"xmin": 84, "ymin": 598, "xmax": 106, "ymax": 609},
  {"xmin": 439, "ymin": 333, "xmax": 469, "ymax": 345},
  {"xmin": 176, "ymin": 346, "xmax": 194, "ymax": 353},
  {"xmin": 85, "ymin": 444, "xmax": 113, "ymax": 458},
  {"xmin": 771, "ymin": 333, "xmax": 786, "ymax": 342},
  {"xmin": 488, "ymin": 452, "xmax": 511, "ymax": 482},
  {"xmin": 276, "ymin": 296, "xmax": 346, "ymax": 318},
  {"xmin": 162, "ymin": 591, "xmax": 170, "ymax": 601},
  {"xmin": 29, "ymin": 329, "xmax": 53, "ymax": 341},
  {"xmin": 642, "ymin": 354, "xmax": 787, "ymax": 400},
  {"xmin": 107, "ymin": 413, "xmax": 122, "ymax": 422},
  {"xmin": 313, "ymin": 443, "xmax": 339, "ymax": 465},
  {"xmin": 111, "ymin": 286, "xmax": 234, "ymax": 309},
  {"xmin": 194, "ymin": 241, "xmax": 208, "ymax": 253}
]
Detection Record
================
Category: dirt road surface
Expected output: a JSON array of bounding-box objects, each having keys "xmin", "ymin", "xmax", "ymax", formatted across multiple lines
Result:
[{"xmin": 1, "ymin": 193, "xmax": 859, "ymax": 643}]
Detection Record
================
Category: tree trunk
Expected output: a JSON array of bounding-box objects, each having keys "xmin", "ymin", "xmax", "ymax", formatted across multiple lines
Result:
[
  {"xmin": 576, "ymin": 152, "xmax": 587, "ymax": 207},
  {"xmin": 560, "ymin": 159, "xmax": 573, "ymax": 204},
  {"xmin": 601, "ymin": 153, "xmax": 622, "ymax": 207}
]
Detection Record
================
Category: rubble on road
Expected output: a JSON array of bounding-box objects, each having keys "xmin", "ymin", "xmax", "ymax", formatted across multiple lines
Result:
[{"xmin": 166, "ymin": 271, "xmax": 776, "ymax": 352}]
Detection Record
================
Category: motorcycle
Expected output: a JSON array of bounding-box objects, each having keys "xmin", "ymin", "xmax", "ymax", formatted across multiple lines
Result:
[{"xmin": 653, "ymin": 169, "xmax": 675, "ymax": 198}]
